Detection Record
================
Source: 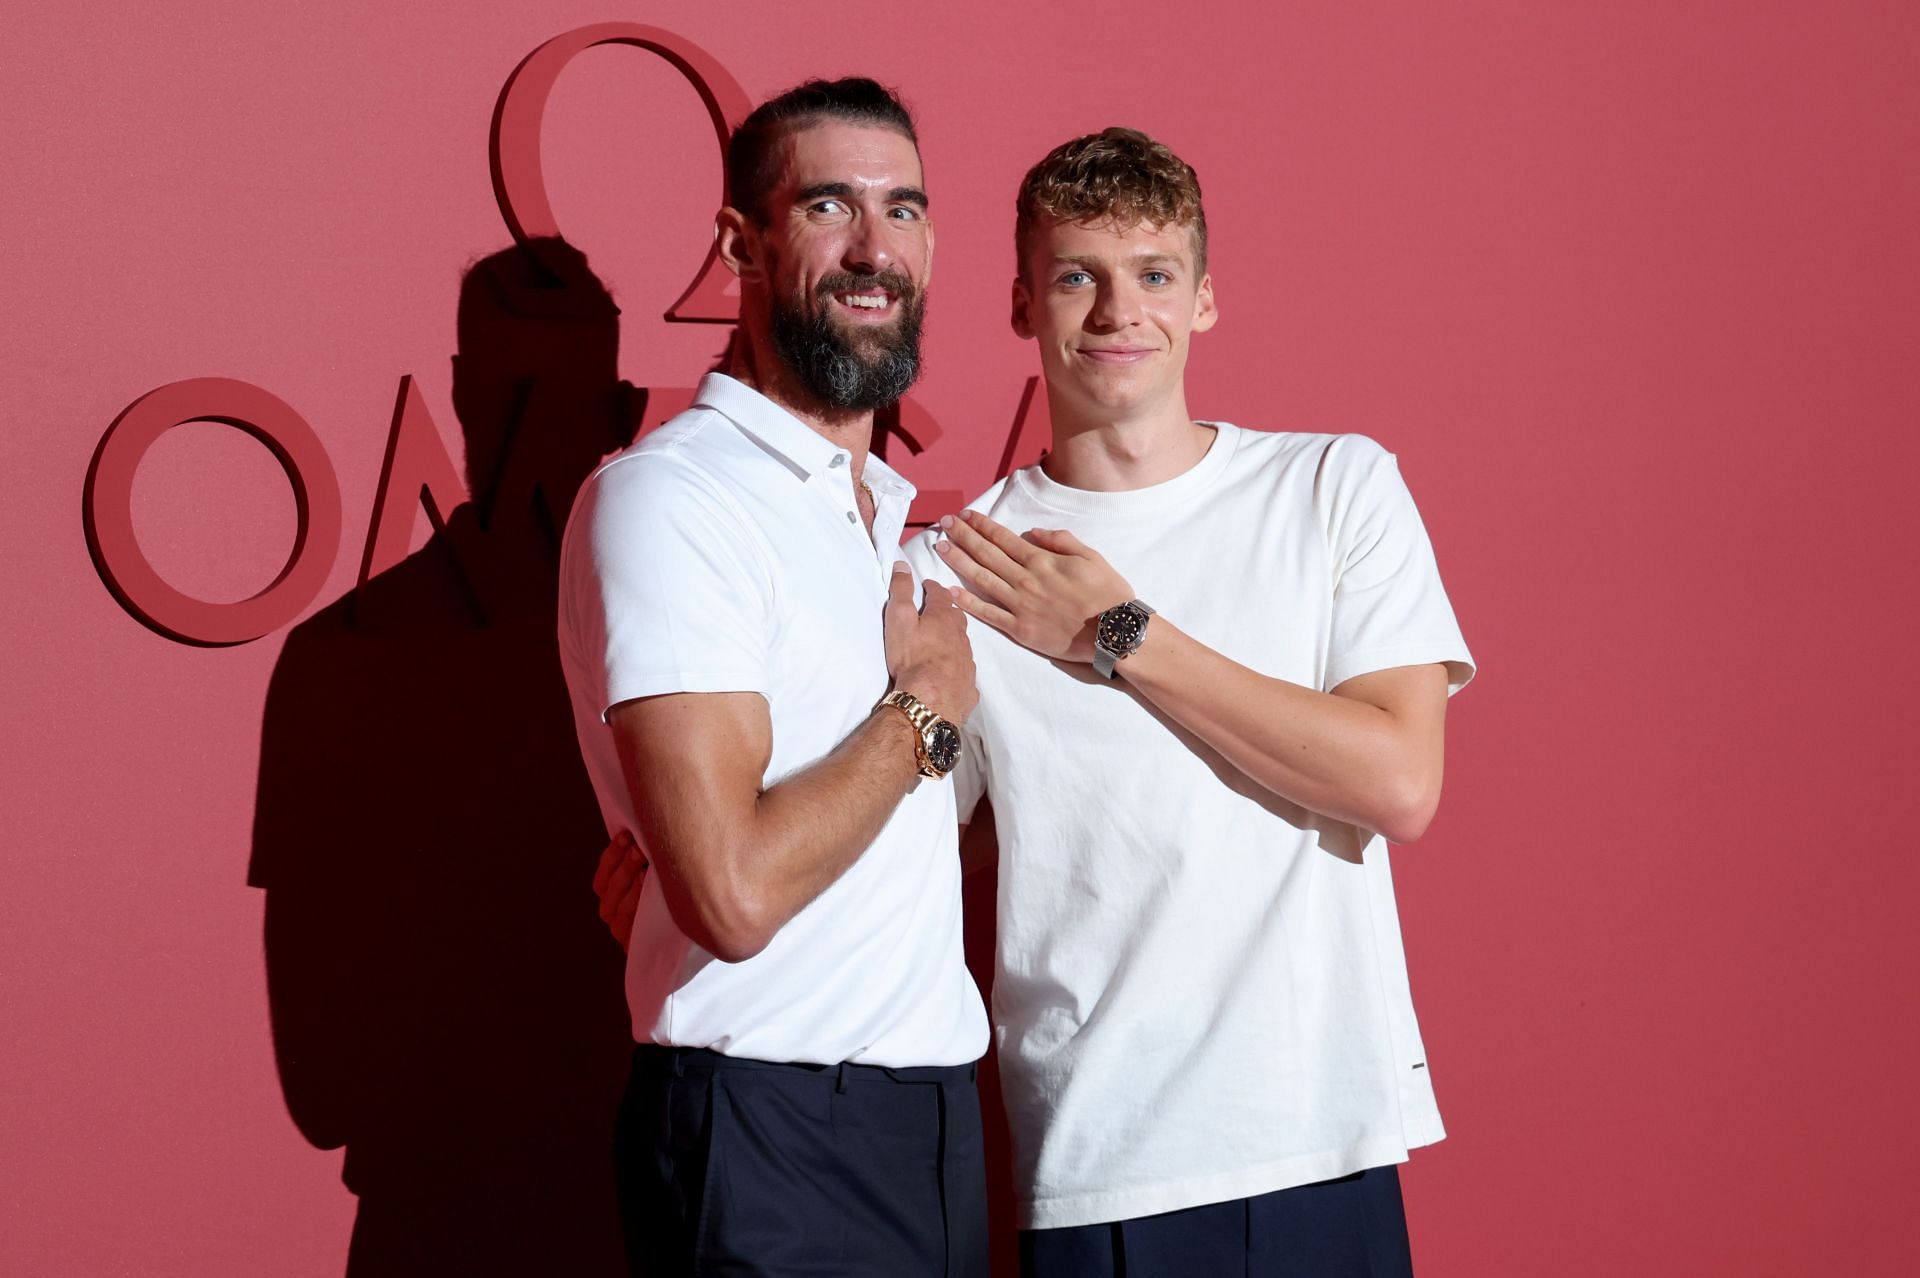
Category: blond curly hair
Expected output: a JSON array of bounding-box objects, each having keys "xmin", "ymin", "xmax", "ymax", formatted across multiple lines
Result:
[{"xmin": 1015, "ymin": 127, "xmax": 1207, "ymax": 279}]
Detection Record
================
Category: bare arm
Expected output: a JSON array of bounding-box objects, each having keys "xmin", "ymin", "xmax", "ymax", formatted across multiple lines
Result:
[
  {"xmin": 936, "ymin": 510, "xmax": 1447, "ymax": 844},
  {"xmin": 605, "ymin": 565, "xmax": 975, "ymax": 962},
  {"xmin": 598, "ymin": 768, "xmax": 994, "ymax": 955},
  {"xmin": 610, "ymin": 691, "xmax": 916, "ymax": 962},
  {"xmin": 1111, "ymin": 633, "xmax": 1446, "ymax": 843}
]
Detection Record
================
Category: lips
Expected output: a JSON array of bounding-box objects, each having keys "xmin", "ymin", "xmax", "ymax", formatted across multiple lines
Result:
[
  {"xmin": 1077, "ymin": 347, "xmax": 1156, "ymax": 364},
  {"xmin": 818, "ymin": 272, "xmax": 911, "ymax": 322}
]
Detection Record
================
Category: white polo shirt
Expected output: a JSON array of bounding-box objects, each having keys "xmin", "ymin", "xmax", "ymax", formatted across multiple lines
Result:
[
  {"xmin": 904, "ymin": 426, "xmax": 1474, "ymax": 1228},
  {"xmin": 558, "ymin": 373, "xmax": 987, "ymax": 1069}
]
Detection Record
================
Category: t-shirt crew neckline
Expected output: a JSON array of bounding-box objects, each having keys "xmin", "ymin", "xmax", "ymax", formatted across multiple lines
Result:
[{"xmin": 1014, "ymin": 421, "xmax": 1241, "ymax": 518}]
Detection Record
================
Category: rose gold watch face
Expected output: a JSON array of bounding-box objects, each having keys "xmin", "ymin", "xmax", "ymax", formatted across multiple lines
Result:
[{"xmin": 926, "ymin": 721, "xmax": 963, "ymax": 774}]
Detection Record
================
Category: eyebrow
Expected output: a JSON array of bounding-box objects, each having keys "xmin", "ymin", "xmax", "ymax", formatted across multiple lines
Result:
[
  {"xmin": 795, "ymin": 182, "xmax": 930, "ymax": 209},
  {"xmin": 1051, "ymin": 252, "xmax": 1183, "ymax": 269}
]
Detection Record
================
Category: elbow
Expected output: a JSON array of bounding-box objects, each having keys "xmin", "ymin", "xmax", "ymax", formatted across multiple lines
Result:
[
  {"xmin": 678, "ymin": 882, "xmax": 779, "ymax": 964},
  {"xmin": 701, "ymin": 921, "xmax": 775, "ymax": 964},
  {"xmin": 1374, "ymin": 777, "xmax": 1442, "ymax": 846}
]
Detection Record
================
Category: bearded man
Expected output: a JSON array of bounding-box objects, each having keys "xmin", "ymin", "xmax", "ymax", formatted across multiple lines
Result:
[{"xmin": 557, "ymin": 78, "xmax": 988, "ymax": 1278}]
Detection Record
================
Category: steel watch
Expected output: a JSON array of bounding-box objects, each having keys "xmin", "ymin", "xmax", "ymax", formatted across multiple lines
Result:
[{"xmin": 1092, "ymin": 600, "xmax": 1155, "ymax": 679}]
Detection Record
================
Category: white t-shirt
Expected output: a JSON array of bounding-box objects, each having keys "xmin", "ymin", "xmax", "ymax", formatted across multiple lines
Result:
[
  {"xmin": 903, "ymin": 424, "xmax": 1474, "ymax": 1228},
  {"xmin": 559, "ymin": 373, "xmax": 987, "ymax": 1069}
]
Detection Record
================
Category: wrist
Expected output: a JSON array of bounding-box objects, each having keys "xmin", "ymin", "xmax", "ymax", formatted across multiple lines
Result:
[
  {"xmin": 878, "ymin": 689, "xmax": 964, "ymax": 779},
  {"xmin": 1092, "ymin": 599, "xmax": 1155, "ymax": 679},
  {"xmin": 889, "ymin": 668, "xmax": 953, "ymax": 723}
]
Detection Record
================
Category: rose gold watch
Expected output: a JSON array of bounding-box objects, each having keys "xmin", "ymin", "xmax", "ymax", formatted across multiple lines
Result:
[{"xmin": 879, "ymin": 690, "xmax": 964, "ymax": 778}]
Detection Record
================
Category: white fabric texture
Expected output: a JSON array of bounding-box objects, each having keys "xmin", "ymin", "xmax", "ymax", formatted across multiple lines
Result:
[
  {"xmin": 903, "ymin": 425, "xmax": 1474, "ymax": 1228},
  {"xmin": 559, "ymin": 373, "xmax": 987, "ymax": 1070}
]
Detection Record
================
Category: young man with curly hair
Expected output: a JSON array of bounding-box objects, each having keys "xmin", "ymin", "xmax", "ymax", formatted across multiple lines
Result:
[{"xmin": 903, "ymin": 127, "xmax": 1475, "ymax": 1276}]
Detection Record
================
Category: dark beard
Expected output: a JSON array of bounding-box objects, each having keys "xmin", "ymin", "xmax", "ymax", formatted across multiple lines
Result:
[{"xmin": 770, "ymin": 272, "xmax": 925, "ymax": 411}]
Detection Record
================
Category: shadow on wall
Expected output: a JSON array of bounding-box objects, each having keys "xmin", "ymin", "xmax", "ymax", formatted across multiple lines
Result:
[{"xmin": 247, "ymin": 239, "xmax": 639, "ymax": 1276}]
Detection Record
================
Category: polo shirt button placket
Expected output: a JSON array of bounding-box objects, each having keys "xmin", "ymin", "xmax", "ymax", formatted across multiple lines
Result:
[{"xmin": 826, "ymin": 452, "xmax": 861, "ymax": 526}]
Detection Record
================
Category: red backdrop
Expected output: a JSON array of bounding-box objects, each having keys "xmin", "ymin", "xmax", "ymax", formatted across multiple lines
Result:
[{"xmin": 6, "ymin": 2, "xmax": 1917, "ymax": 1273}]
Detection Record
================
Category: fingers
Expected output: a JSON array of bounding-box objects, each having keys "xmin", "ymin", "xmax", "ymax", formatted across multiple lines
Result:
[
  {"xmin": 613, "ymin": 896, "xmax": 640, "ymax": 953},
  {"xmin": 597, "ymin": 831, "xmax": 648, "ymax": 928},
  {"xmin": 592, "ymin": 834, "xmax": 622, "ymax": 897},
  {"xmin": 954, "ymin": 588, "xmax": 1017, "ymax": 634},
  {"xmin": 1023, "ymin": 527, "xmax": 1087, "ymax": 555},
  {"xmin": 940, "ymin": 512, "xmax": 1026, "ymax": 581},
  {"xmin": 936, "ymin": 519, "xmax": 1022, "ymax": 605},
  {"xmin": 920, "ymin": 580, "xmax": 960, "ymax": 615},
  {"xmin": 961, "ymin": 511, "xmax": 1039, "ymax": 565},
  {"xmin": 886, "ymin": 560, "xmax": 916, "ymax": 613}
]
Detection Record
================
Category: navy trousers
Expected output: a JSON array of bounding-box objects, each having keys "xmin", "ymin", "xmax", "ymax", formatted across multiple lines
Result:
[
  {"xmin": 1020, "ymin": 1166, "xmax": 1415, "ymax": 1278},
  {"xmin": 613, "ymin": 1045, "xmax": 989, "ymax": 1277}
]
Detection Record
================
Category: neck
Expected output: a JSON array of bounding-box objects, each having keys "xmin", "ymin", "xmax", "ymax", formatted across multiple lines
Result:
[
  {"xmin": 728, "ymin": 319, "xmax": 877, "ymax": 479},
  {"xmin": 1041, "ymin": 385, "xmax": 1213, "ymax": 493}
]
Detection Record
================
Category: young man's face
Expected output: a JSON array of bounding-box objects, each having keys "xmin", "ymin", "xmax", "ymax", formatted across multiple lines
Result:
[
  {"xmin": 1013, "ymin": 217, "xmax": 1216, "ymax": 419},
  {"xmin": 753, "ymin": 120, "xmax": 934, "ymax": 410}
]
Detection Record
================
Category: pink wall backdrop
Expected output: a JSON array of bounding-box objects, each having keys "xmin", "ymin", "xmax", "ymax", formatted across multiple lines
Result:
[{"xmin": 6, "ymin": 1, "xmax": 1917, "ymax": 1273}]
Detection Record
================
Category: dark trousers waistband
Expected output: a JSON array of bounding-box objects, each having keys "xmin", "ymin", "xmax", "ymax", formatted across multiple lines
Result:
[{"xmin": 632, "ymin": 1042, "xmax": 978, "ymax": 1088}]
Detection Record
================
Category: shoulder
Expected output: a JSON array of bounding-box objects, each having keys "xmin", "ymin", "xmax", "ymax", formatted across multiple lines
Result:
[
  {"xmin": 572, "ymin": 411, "xmax": 754, "ymax": 536},
  {"xmin": 561, "ymin": 412, "xmax": 767, "ymax": 590},
  {"xmin": 1311, "ymin": 431, "xmax": 1395, "ymax": 476},
  {"xmin": 584, "ymin": 409, "xmax": 732, "ymax": 497},
  {"xmin": 963, "ymin": 475, "xmax": 1015, "ymax": 514},
  {"xmin": 1210, "ymin": 423, "xmax": 1393, "ymax": 476}
]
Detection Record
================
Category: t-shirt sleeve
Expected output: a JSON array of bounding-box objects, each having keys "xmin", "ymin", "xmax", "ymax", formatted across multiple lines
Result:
[
  {"xmin": 1321, "ymin": 437, "xmax": 1476, "ymax": 695},
  {"xmin": 947, "ymin": 719, "xmax": 988, "ymax": 826},
  {"xmin": 560, "ymin": 452, "xmax": 776, "ymax": 718},
  {"xmin": 901, "ymin": 529, "xmax": 988, "ymax": 824}
]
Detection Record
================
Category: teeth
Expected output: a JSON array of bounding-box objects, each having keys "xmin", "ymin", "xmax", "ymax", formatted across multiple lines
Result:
[{"xmin": 839, "ymin": 294, "xmax": 889, "ymax": 309}]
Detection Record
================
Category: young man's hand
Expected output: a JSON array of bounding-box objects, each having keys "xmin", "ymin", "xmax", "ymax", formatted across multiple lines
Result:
[
  {"xmin": 591, "ymin": 830, "xmax": 647, "ymax": 952},
  {"xmin": 934, "ymin": 510, "xmax": 1132, "ymax": 663},
  {"xmin": 884, "ymin": 562, "xmax": 979, "ymax": 723}
]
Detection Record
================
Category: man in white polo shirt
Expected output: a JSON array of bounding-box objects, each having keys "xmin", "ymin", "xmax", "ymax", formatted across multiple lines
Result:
[{"xmin": 558, "ymin": 78, "xmax": 988, "ymax": 1277}]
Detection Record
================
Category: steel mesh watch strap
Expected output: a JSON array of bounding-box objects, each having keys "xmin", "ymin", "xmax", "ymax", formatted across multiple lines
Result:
[{"xmin": 1092, "ymin": 600, "xmax": 1155, "ymax": 679}]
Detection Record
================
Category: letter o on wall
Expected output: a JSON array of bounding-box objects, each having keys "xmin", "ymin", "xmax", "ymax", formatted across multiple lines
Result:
[
  {"xmin": 490, "ymin": 21, "xmax": 752, "ymax": 320},
  {"xmin": 84, "ymin": 378, "xmax": 343, "ymax": 646}
]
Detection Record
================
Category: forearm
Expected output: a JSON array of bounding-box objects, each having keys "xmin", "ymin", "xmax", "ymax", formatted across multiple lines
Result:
[
  {"xmin": 1116, "ymin": 621, "xmax": 1444, "ymax": 842},
  {"xmin": 739, "ymin": 707, "xmax": 925, "ymax": 925},
  {"xmin": 624, "ymin": 703, "xmax": 923, "ymax": 962}
]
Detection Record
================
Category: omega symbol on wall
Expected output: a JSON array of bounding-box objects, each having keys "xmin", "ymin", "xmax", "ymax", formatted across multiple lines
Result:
[{"xmin": 83, "ymin": 22, "xmax": 1049, "ymax": 647}]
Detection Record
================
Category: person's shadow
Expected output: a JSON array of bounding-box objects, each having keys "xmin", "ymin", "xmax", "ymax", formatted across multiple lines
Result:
[{"xmin": 248, "ymin": 239, "xmax": 641, "ymax": 1275}]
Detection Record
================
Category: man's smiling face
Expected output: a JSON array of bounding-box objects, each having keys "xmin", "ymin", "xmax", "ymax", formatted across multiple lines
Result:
[
  {"xmin": 758, "ymin": 120, "xmax": 933, "ymax": 410},
  {"xmin": 1013, "ymin": 216, "xmax": 1215, "ymax": 419}
]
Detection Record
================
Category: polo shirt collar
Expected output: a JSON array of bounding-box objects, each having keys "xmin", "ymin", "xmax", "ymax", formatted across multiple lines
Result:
[
  {"xmin": 694, "ymin": 373, "xmax": 835, "ymax": 475},
  {"xmin": 692, "ymin": 372, "xmax": 913, "ymax": 492}
]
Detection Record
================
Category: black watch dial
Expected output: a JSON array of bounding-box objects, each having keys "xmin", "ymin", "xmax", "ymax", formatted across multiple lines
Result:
[
  {"xmin": 1097, "ymin": 603, "xmax": 1149, "ymax": 656},
  {"xmin": 926, "ymin": 721, "xmax": 963, "ymax": 774}
]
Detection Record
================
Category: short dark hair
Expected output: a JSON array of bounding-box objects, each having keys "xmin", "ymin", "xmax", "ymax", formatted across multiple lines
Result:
[
  {"xmin": 1015, "ymin": 127, "xmax": 1208, "ymax": 279},
  {"xmin": 725, "ymin": 77, "xmax": 919, "ymax": 223}
]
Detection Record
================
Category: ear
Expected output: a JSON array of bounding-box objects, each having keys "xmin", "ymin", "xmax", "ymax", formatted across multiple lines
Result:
[
  {"xmin": 714, "ymin": 207, "xmax": 763, "ymax": 283},
  {"xmin": 1191, "ymin": 271, "xmax": 1218, "ymax": 334},
  {"xmin": 1010, "ymin": 275, "xmax": 1035, "ymax": 340}
]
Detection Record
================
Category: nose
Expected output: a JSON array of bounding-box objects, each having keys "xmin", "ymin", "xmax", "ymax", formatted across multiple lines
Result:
[
  {"xmin": 842, "ymin": 213, "xmax": 893, "ymax": 275},
  {"xmin": 1086, "ymin": 279, "xmax": 1139, "ymax": 332}
]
